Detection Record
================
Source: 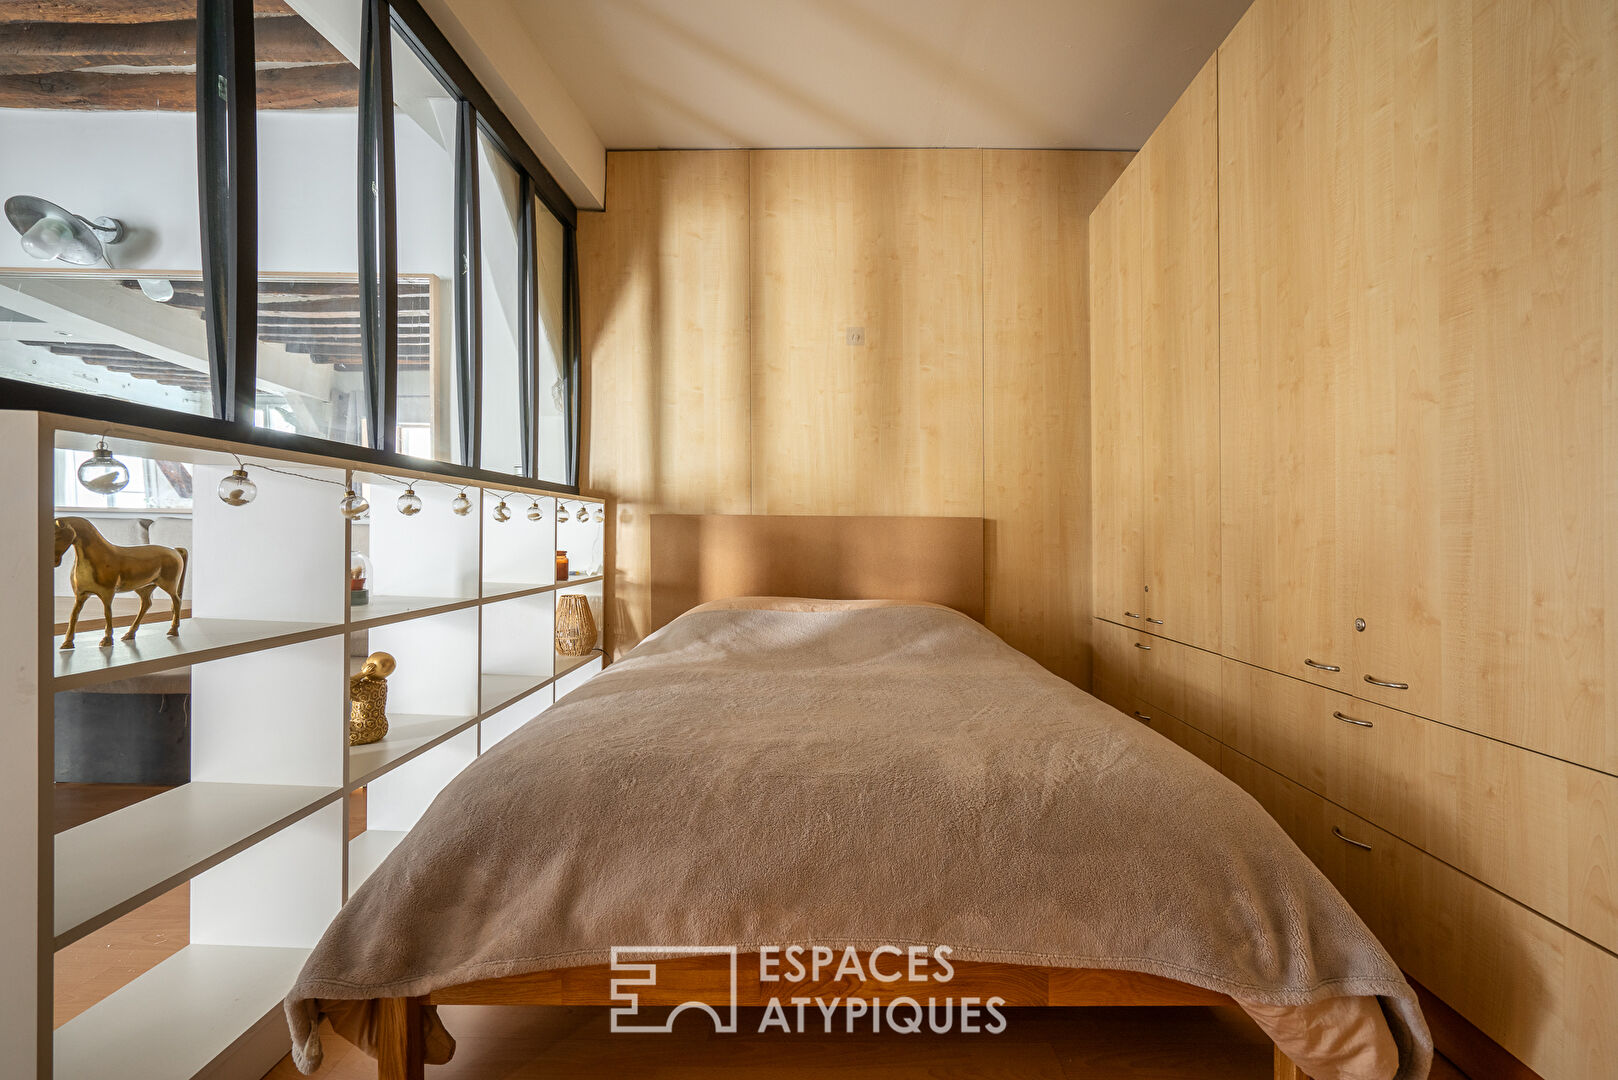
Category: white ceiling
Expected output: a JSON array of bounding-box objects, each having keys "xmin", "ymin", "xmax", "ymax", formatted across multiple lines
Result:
[{"xmin": 510, "ymin": 0, "xmax": 1252, "ymax": 152}]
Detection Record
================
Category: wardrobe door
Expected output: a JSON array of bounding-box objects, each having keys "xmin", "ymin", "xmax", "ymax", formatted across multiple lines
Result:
[
  {"xmin": 1436, "ymin": 0, "xmax": 1618, "ymax": 773},
  {"xmin": 1217, "ymin": 0, "xmax": 1355, "ymax": 694},
  {"xmin": 1140, "ymin": 55, "xmax": 1221, "ymax": 653},
  {"xmin": 1090, "ymin": 165, "xmax": 1145, "ymax": 628},
  {"xmin": 1329, "ymin": 0, "xmax": 1444, "ymax": 719}
]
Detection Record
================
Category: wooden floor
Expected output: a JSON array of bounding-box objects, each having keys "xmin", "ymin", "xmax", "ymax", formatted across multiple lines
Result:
[{"xmin": 264, "ymin": 1005, "xmax": 1469, "ymax": 1079}]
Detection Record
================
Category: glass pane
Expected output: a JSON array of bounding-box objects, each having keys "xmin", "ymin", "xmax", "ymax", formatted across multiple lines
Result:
[
  {"xmin": 253, "ymin": 2, "xmax": 368, "ymax": 445},
  {"xmin": 534, "ymin": 200, "xmax": 568, "ymax": 483},
  {"xmin": 53, "ymin": 448, "xmax": 193, "ymax": 512},
  {"xmin": 0, "ymin": 7, "xmax": 208, "ymax": 416},
  {"xmin": 392, "ymin": 30, "xmax": 461, "ymax": 464},
  {"xmin": 477, "ymin": 131, "xmax": 525, "ymax": 476}
]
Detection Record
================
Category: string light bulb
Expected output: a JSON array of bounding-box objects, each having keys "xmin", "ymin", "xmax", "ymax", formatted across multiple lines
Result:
[
  {"xmin": 555, "ymin": 504, "xmax": 569, "ymax": 524},
  {"xmin": 593, "ymin": 505, "xmax": 605, "ymax": 523},
  {"xmin": 575, "ymin": 503, "xmax": 589, "ymax": 521},
  {"xmin": 338, "ymin": 488, "xmax": 370, "ymax": 519},
  {"xmin": 492, "ymin": 499, "xmax": 511, "ymax": 523},
  {"xmin": 450, "ymin": 490, "xmax": 472, "ymax": 516},
  {"xmin": 77, "ymin": 437, "xmax": 131, "ymax": 495},
  {"xmin": 526, "ymin": 500, "xmax": 544, "ymax": 522},
  {"xmin": 396, "ymin": 486, "xmax": 423, "ymax": 516},
  {"xmin": 217, "ymin": 463, "xmax": 257, "ymax": 506}
]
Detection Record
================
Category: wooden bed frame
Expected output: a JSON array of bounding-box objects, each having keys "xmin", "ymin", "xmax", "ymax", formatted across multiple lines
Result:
[
  {"xmin": 369, "ymin": 518, "xmax": 1312, "ymax": 1078},
  {"xmin": 373, "ymin": 955, "xmax": 1311, "ymax": 1079}
]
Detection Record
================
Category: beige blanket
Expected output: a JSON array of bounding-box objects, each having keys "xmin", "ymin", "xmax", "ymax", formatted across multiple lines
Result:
[{"xmin": 286, "ymin": 600, "xmax": 1430, "ymax": 1080}]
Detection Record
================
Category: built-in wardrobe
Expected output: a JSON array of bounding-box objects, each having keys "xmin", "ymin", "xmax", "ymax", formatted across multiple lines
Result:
[{"xmin": 1090, "ymin": 0, "xmax": 1617, "ymax": 1076}]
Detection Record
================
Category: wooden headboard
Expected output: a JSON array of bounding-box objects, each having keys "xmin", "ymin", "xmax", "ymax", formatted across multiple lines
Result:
[{"xmin": 649, "ymin": 514, "xmax": 984, "ymax": 630}]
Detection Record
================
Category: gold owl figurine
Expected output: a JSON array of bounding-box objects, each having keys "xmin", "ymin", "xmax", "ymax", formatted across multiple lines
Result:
[{"xmin": 349, "ymin": 651, "xmax": 396, "ymax": 746}]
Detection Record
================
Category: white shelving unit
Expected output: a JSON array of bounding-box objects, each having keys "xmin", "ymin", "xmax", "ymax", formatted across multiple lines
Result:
[{"xmin": 1, "ymin": 410, "xmax": 607, "ymax": 1080}]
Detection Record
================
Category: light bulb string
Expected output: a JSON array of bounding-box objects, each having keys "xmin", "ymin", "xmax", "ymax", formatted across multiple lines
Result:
[
  {"xmin": 231, "ymin": 455, "xmax": 352, "ymax": 491},
  {"xmin": 220, "ymin": 456, "xmax": 599, "ymax": 515}
]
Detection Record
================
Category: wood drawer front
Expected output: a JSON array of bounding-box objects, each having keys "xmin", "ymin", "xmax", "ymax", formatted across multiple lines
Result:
[
  {"xmin": 1092, "ymin": 618, "xmax": 1145, "ymax": 700},
  {"xmin": 1418, "ymin": 718, "xmax": 1617, "ymax": 956},
  {"xmin": 1220, "ymin": 662, "xmax": 1420, "ymax": 838},
  {"xmin": 1141, "ymin": 707, "xmax": 1221, "ymax": 771},
  {"xmin": 1091, "ymin": 681, "xmax": 1222, "ymax": 774},
  {"xmin": 1219, "ymin": 748, "xmax": 1617, "ymax": 1080},
  {"xmin": 1132, "ymin": 632, "xmax": 1225, "ymax": 743},
  {"xmin": 1221, "ymin": 660, "xmax": 1618, "ymax": 954},
  {"xmin": 1091, "ymin": 677, "xmax": 1135, "ymax": 717},
  {"xmin": 1096, "ymin": 617, "xmax": 1227, "ymax": 742}
]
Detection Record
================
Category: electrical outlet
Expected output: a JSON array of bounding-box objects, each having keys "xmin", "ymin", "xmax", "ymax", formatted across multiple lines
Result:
[{"xmin": 845, "ymin": 326, "xmax": 866, "ymax": 346}]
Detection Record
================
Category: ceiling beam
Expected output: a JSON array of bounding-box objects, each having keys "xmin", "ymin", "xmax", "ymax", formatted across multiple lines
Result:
[
  {"xmin": 0, "ymin": 1, "xmax": 291, "ymax": 23},
  {"xmin": 0, "ymin": 62, "xmax": 358, "ymax": 110},
  {"xmin": 0, "ymin": 16, "xmax": 342, "ymax": 76}
]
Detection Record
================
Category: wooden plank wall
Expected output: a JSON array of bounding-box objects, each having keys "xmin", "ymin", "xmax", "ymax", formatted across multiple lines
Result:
[
  {"xmin": 581, "ymin": 149, "xmax": 1130, "ymax": 682},
  {"xmin": 1089, "ymin": 0, "xmax": 1618, "ymax": 1074}
]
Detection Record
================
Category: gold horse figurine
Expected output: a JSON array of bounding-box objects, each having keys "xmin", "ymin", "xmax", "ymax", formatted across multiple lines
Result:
[{"xmin": 54, "ymin": 516, "xmax": 188, "ymax": 649}]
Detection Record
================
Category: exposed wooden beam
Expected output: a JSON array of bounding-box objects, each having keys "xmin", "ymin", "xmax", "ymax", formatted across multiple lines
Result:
[
  {"xmin": 24, "ymin": 340, "xmax": 153, "ymax": 359},
  {"xmin": 328, "ymin": 358, "xmax": 430, "ymax": 370},
  {"xmin": 157, "ymin": 281, "xmax": 427, "ymax": 298},
  {"xmin": 257, "ymin": 316, "xmax": 431, "ymax": 328},
  {"xmin": 0, "ymin": 62, "xmax": 358, "ymax": 110},
  {"xmin": 288, "ymin": 343, "xmax": 430, "ymax": 358},
  {"xmin": 257, "ymin": 295, "xmax": 429, "ymax": 313},
  {"xmin": 258, "ymin": 328, "xmax": 430, "ymax": 341},
  {"xmin": 0, "ymin": 1, "xmax": 291, "ymax": 23},
  {"xmin": 0, "ymin": 17, "xmax": 343, "ymax": 76}
]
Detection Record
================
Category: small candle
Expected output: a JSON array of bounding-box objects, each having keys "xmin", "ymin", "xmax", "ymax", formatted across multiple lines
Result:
[{"xmin": 555, "ymin": 550, "xmax": 569, "ymax": 582}]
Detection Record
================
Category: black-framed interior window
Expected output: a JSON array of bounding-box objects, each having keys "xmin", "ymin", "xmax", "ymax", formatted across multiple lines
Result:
[
  {"xmin": 0, "ymin": 6, "xmax": 212, "ymax": 418},
  {"xmin": 390, "ymin": 22, "xmax": 460, "ymax": 465},
  {"xmin": 475, "ymin": 128, "xmax": 525, "ymax": 476},
  {"xmin": 251, "ymin": 0, "xmax": 371, "ymax": 449},
  {"xmin": 0, "ymin": 0, "xmax": 580, "ymax": 493}
]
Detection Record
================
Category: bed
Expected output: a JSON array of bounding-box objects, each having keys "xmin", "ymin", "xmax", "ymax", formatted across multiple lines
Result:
[{"xmin": 284, "ymin": 516, "xmax": 1431, "ymax": 1080}]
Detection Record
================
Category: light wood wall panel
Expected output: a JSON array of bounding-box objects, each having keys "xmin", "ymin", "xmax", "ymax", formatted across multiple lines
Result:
[
  {"xmin": 587, "ymin": 148, "xmax": 1125, "ymax": 675},
  {"xmin": 580, "ymin": 151, "xmax": 752, "ymax": 656},
  {"xmin": 1221, "ymin": 747, "xmax": 1618, "ymax": 1080},
  {"xmin": 1140, "ymin": 55, "xmax": 1221, "ymax": 653},
  {"xmin": 1437, "ymin": 0, "xmax": 1618, "ymax": 773},
  {"xmin": 1097, "ymin": 0, "xmax": 1618, "ymax": 1067},
  {"xmin": 1219, "ymin": 0, "xmax": 1447, "ymax": 716},
  {"xmin": 1220, "ymin": 0, "xmax": 1617, "ymax": 758},
  {"xmin": 1089, "ymin": 162, "xmax": 1146, "ymax": 630},
  {"xmin": 749, "ymin": 149, "xmax": 985, "ymax": 517},
  {"xmin": 984, "ymin": 150, "xmax": 1130, "ymax": 687},
  {"xmin": 1217, "ymin": 0, "xmax": 1369, "ymax": 698}
]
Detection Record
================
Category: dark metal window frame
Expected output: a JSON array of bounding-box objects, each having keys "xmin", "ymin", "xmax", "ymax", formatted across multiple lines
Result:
[{"xmin": 0, "ymin": 0, "xmax": 581, "ymax": 493}]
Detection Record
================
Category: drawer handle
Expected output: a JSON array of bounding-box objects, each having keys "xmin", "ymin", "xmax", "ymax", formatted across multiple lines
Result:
[
  {"xmin": 1304, "ymin": 658, "xmax": 1341, "ymax": 672},
  {"xmin": 1333, "ymin": 710, "xmax": 1373, "ymax": 728},
  {"xmin": 1132, "ymin": 711, "xmax": 1152, "ymax": 723},
  {"xmin": 1333, "ymin": 827, "xmax": 1373, "ymax": 852},
  {"xmin": 1134, "ymin": 642, "xmax": 1152, "ymax": 651},
  {"xmin": 1124, "ymin": 611, "xmax": 1143, "ymax": 619},
  {"xmin": 1145, "ymin": 617, "xmax": 1165, "ymax": 625},
  {"xmin": 1363, "ymin": 674, "xmax": 1409, "ymax": 690}
]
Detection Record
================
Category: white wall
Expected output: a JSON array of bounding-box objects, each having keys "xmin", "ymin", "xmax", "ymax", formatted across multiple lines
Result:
[{"xmin": 416, "ymin": 0, "xmax": 605, "ymax": 208}]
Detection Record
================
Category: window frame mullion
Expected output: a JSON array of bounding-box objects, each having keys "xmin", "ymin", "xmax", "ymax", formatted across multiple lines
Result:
[
  {"xmin": 516, "ymin": 172, "xmax": 538, "ymax": 478},
  {"xmin": 453, "ymin": 99, "xmax": 482, "ymax": 469},
  {"xmin": 358, "ymin": 0, "xmax": 398, "ymax": 452},
  {"xmin": 562, "ymin": 223, "xmax": 581, "ymax": 488},
  {"xmin": 195, "ymin": 0, "xmax": 258, "ymax": 427}
]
